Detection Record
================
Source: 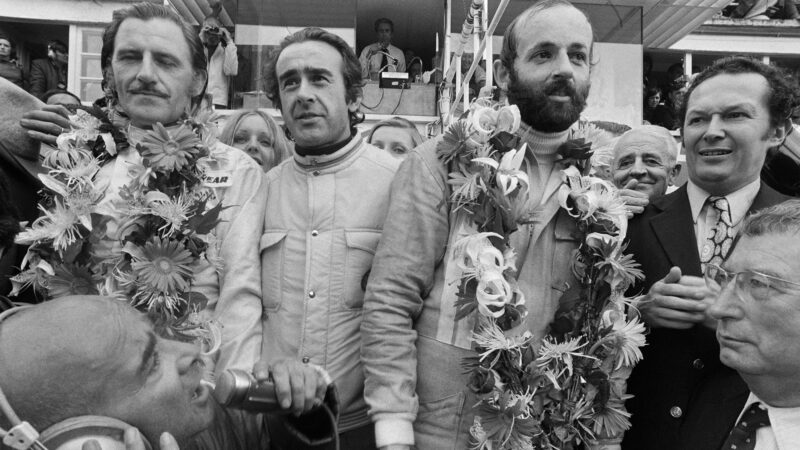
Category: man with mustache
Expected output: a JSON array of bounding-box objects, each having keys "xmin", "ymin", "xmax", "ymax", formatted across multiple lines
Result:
[
  {"xmin": 622, "ymin": 57, "xmax": 793, "ymax": 450},
  {"xmin": 256, "ymin": 27, "xmax": 401, "ymax": 447},
  {"xmin": 360, "ymin": 0, "xmax": 594, "ymax": 447},
  {"xmin": 18, "ymin": 2, "xmax": 267, "ymax": 380}
]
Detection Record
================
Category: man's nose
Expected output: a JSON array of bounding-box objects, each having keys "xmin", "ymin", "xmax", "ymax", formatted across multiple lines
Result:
[
  {"xmin": 630, "ymin": 158, "xmax": 648, "ymax": 176},
  {"xmin": 295, "ymin": 79, "xmax": 314, "ymax": 103},
  {"xmin": 135, "ymin": 54, "xmax": 157, "ymax": 84},
  {"xmin": 552, "ymin": 49, "xmax": 574, "ymax": 79},
  {"xmin": 163, "ymin": 338, "xmax": 203, "ymax": 374},
  {"xmin": 707, "ymin": 279, "xmax": 742, "ymax": 321},
  {"xmin": 703, "ymin": 115, "xmax": 726, "ymax": 142}
]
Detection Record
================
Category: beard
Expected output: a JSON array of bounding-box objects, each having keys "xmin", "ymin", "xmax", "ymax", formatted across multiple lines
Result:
[{"xmin": 506, "ymin": 67, "xmax": 590, "ymax": 133}]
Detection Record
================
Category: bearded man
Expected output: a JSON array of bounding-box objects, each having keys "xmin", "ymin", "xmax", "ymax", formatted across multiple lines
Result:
[{"xmin": 360, "ymin": 0, "xmax": 594, "ymax": 448}]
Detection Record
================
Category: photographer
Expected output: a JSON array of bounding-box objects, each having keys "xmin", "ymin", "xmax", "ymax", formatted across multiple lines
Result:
[{"xmin": 199, "ymin": 16, "xmax": 238, "ymax": 109}]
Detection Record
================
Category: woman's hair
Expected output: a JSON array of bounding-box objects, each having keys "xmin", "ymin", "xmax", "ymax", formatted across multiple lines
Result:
[
  {"xmin": 218, "ymin": 109, "xmax": 292, "ymax": 169},
  {"xmin": 366, "ymin": 116, "xmax": 424, "ymax": 148}
]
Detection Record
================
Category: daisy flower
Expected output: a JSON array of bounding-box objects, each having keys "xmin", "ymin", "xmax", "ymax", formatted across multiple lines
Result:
[
  {"xmin": 147, "ymin": 193, "xmax": 192, "ymax": 237},
  {"xmin": 139, "ymin": 123, "xmax": 202, "ymax": 173},
  {"xmin": 128, "ymin": 238, "xmax": 194, "ymax": 312}
]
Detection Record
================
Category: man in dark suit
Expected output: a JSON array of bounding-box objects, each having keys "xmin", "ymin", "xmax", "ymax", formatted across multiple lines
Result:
[
  {"xmin": 28, "ymin": 40, "xmax": 68, "ymax": 100},
  {"xmin": 622, "ymin": 56, "xmax": 793, "ymax": 450}
]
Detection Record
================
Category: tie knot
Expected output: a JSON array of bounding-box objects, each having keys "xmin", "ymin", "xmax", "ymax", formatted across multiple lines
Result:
[{"xmin": 709, "ymin": 195, "xmax": 730, "ymax": 212}]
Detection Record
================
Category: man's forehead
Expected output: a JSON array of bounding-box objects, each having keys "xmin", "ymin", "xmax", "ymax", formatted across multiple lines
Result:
[
  {"xmin": 515, "ymin": 5, "xmax": 593, "ymax": 49},
  {"xmin": 277, "ymin": 40, "xmax": 343, "ymax": 74},
  {"xmin": 687, "ymin": 72, "xmax": 770, "ymax": 112},
  {"xmin": 114, "ymin": 17, "xmax": 190, "ymax": 55}
]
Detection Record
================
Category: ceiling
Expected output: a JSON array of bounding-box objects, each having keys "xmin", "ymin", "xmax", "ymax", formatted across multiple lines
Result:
[{"xmin": 168, "ymin": 0, "xmax": 733, "ymax": 49}]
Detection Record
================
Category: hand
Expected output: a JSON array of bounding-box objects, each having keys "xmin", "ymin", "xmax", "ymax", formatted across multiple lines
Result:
[
  {"xmin": 618, "ymin": 180, "xmax": 650, "ymax": 218},
  {"xmin": 220, "ymin": 28, "xmax": 232, "ymax": 46},
  {"xmin": 253, "ymin": 358, "xmax": 328, "ymax": 416},
  {"xmin": 639, "ymin": 266, "xmax": 709, "ymax": 329},
  {"xmin": 19, "ymin": 104, "xmax": 72, "ymax": 147}
]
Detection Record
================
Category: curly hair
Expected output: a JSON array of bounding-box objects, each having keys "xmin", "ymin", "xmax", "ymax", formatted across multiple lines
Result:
[
  {"xmin": 264, "ymin": 27, "xmax": 364, "ymax": 129},
  {"xmin": 680, "ymin": 56, "xmax": 799, "ymax": 129}
]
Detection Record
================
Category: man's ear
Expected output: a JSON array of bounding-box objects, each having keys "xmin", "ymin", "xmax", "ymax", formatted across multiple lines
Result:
[
  {"xmin": 191, "ymin": 70, "xmax": 208, "ymax": 97},
  {"xmin": 668, "ymin": 163, "xmax": 682, "ymax": 186},
  {"xmin": 348, "ymin": 93, "xmax": 362, "ymax": 113},
  {"xmin": 767, "ymin": 117, "xmax": 791, "ymax": 148},
  {"xmin": 494, "ymin": 59, "xmax": 510, "ymax": 91}
]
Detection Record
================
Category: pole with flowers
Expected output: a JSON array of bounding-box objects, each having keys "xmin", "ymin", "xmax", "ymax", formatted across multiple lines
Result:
[{"xmin": 437, "ymin": 98, "xmax": 647, "ymax": 449}]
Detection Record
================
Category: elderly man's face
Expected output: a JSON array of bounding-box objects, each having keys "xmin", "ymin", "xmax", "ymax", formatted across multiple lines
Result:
[
  {"xmin": 496, "ymin": 5, "xmax": 592, "ymax": 133},
  {"xmin": 708, "ymin": 233, "xmax": 800, "ymax": 384},
  {"xmin": 276, "ymin": 40, "xmax": 356, "ymax": 148},
  {"xmin": 111, "ymin": 18, "xmax": 205, "ymax": 128},
  {"xmin": 683, "ymin": 73, "xmax": 786, "ymax": 196},
  {"xmin": 96, "ymin": 306, "xmax": 215, "ymax": 445},
  {"xmin": 612, "ymin": 133, "xmax": 678, "ymax": 198}
]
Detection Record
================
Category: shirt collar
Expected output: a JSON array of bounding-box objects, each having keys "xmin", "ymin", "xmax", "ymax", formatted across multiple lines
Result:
[
  {"xmin": 687, "ymin": 177, "xmax": 761, "ymax": 225},
  {"xmin": 744, "ymin": 392, "xmax": 800, "ymax": 449}
]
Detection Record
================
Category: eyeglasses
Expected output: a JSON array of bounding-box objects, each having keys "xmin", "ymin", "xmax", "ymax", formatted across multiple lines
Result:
[{"xmin": 705, "ymin": 263, "xmax": 800, "ymax": 303}]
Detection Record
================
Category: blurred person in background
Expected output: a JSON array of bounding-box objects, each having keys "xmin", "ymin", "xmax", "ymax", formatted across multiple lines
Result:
[
  {"xmin": 0, "ymin": 34, "xmax": 23, "ymax": 89},
  {"xmin": 643, "ymin": 86, "xmax": 662, "ymax": 124},
  {"xmin": 219, "ymin": 109, "xmax": 292, "ymax": 171},
  {"xmin": 366, "ymin": 116, "xmax": 424, "ymax": 160},
  {"xmin": 359, "ymin": 18, "xmax": 405, "ymax": 80},
  {"xmin": 29, "ymin": 39, "xmax": 68, "ymax": 99},
  {"xmin": 199, "ymin": 3, "xmax": 238, "ymax": 109},
  {"xmin": 41, "ymin": 88, "xmax": 82, "ymax": 106}
]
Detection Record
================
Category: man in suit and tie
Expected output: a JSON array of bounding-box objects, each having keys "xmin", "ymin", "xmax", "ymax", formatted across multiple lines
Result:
[
  {"xmin": 622, "ymin": 56, "xmax": 793, "ymax": 450},
  {"xmin": 706, "ymin": 200, "xmax": 800, "ymax": 450}
]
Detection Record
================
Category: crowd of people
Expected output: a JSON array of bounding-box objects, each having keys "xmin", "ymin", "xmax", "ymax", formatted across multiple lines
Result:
[{"xmin": 1, "ymin": 0, "xmax": 800, "ymax": 449}]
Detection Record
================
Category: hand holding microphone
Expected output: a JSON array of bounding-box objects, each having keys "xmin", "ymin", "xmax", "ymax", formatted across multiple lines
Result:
[{"xmin": 216, "ymin": 359, "xmax": 330, "ymax": 416}]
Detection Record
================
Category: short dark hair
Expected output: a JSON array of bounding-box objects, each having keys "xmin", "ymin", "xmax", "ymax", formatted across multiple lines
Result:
[
  {"xmin": 680, "ymin": 56, "xmax": 798, "ymax": 129},
  {"xmin": 47, "ymin": 40, "xmax": 67, "ymax": 54},
  {"xmin": 264, "ymin": 27, "xmax": 364, "ymax": 129},
  {"xmin": 100, "ymin": 3, "xmax": 207, "ymax": 107},
  {"xmin": 374, "ymin": 18, "xmax": 394, "ymax": 32},
  {"xmin": 499, "ymin": 0, "xmax": 593, "ymax": 71}
]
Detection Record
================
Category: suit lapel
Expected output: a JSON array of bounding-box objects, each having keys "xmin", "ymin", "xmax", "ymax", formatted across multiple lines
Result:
[{"xmin": 649, "ymin": 185, "xmax": 702, "ymax": 276}]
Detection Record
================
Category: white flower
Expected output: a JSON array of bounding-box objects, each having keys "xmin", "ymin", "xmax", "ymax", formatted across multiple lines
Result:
[
  {"xmin": 473, "ymin": 144, "xmax": 529, "ymax": 196},
  {"xmin": 475, "ymin": 270, "xmax": 512, "ymax": 318},
  {"xmin": 453, "ymin": 232, "xmax": 507, "ymax": 278},
  {"xmin": 472, "ymin": 320, "xmax": 532, "ymax": 367},
  {"xmin": 16, "ymin": 200, "xmax": 82, "ymax": 252}
]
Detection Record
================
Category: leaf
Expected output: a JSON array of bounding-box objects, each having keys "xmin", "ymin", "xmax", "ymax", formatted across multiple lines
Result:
[
  {"xmin": 454, "ymin": 278, "xmax": 478, "ymax": 322},
  {"xmin": 186, "ymin": 201, "xmax": 229, "ymax": 235}
]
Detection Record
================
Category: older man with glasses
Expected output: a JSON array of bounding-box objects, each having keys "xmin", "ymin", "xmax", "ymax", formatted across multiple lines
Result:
[{"xmin": 704, "ymin": 200, "xmax": 800, "ymax": 450}]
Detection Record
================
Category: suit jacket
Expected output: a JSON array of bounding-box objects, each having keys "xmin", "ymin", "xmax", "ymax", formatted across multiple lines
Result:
[
  {"xmin": 621, "ymin": 182, "xmax": 789, "ymax": 450},
  {"xmin": 28, "ymin": 58, "xmax": 67, "ymax": 100}
]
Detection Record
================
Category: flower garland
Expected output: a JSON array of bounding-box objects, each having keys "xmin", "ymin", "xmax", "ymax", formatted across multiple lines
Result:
[
  {"xmin": 437, "ymin": 99, "xmax": 647, "ymax": 449},
  {"xmin": 11, "ymin": 104, "xmax": 224, "ymax": 344}
]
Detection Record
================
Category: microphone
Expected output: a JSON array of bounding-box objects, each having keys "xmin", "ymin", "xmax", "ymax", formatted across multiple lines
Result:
[{"xmin": 213, "ymin": 369, "xmax": 287, "ymax": 413}]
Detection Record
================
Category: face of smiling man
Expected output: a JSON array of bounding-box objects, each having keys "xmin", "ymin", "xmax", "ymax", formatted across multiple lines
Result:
[
  {"xmin": 682, "ymin": 72, "xmax": 787, "ymax": 196},
  {"xmin": 276, "ymin": 40, "xmax": 357, "ymax": 149},
  {"xmin": 111, "ymin": 18, "xmax": 206, "ymax": 128}
]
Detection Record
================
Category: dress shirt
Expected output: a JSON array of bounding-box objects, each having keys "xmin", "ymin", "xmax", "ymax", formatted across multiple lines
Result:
[
  {"xmin": 687, "ymin": 178, "xmax": 761, "ymax": 257},
  {"xmin": 734, "ymin": 393, "xmax": 800, "ymax": 450}
]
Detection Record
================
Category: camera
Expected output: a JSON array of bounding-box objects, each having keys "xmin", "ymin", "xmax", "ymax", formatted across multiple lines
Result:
[{"xmin": 205, "ymin": 25, "xmax": 221, "ymax": 35}]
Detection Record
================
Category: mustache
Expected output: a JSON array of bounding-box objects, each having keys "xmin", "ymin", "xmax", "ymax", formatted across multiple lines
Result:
[
  {"xmin": 128, "ymin": 85, "xmax": 168, "ymax": 97},
  {"xmin": 544, "ymin": 78, "xmax": 579, "ymax": 98}
]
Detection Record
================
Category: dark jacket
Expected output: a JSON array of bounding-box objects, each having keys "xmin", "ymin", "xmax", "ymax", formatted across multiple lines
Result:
[
  {"xmin": 28, "ymin": 58, "xmax": 67, "ymax": 100},
  {"xmin": 621, "ymin": 183, "xmax": 789, "ymax": 450}
]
